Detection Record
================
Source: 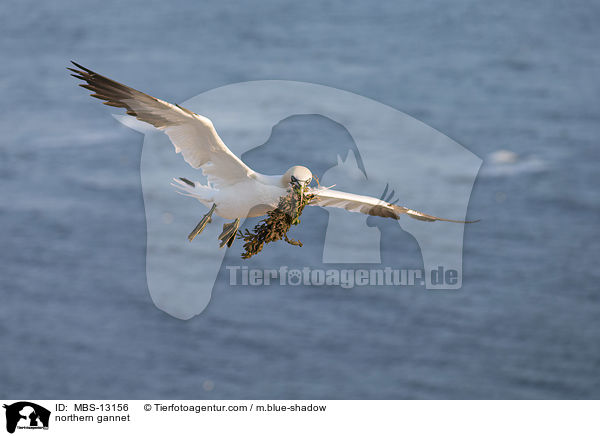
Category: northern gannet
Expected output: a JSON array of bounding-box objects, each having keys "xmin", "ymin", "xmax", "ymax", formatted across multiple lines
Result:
[{"xmin": 69, "ymin": 62, "xmax": 477, "ymax": 249}]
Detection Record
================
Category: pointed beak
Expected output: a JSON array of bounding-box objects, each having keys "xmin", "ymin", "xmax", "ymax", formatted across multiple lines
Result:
[{"xmin": 290, "ymin": 179, "xmax": 306, "ymax": 203}]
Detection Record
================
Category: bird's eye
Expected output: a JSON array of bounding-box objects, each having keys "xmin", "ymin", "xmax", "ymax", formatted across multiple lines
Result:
[
  {"xmin": 291, "ymin": 176, "xmax": 298, "ymax": 183},
  {"xmin": 306, "ymin": 178, "xmax": 312, "ymax": 184}
]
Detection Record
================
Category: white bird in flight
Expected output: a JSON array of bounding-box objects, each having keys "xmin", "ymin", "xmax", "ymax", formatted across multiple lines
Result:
[{"xmin": 70, "ymin": 62, "xmax": 477, "ymax": 248}]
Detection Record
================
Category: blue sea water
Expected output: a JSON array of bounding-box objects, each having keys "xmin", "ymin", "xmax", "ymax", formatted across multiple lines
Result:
[{"xmin": 0, "ymin": 0, "xmax": 599, "ymax": 398}]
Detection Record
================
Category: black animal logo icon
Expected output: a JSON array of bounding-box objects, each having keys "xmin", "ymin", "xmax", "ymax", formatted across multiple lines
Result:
[{"xmin": 3, "ymin": 402, "xmax": 50, "ymax": 434}]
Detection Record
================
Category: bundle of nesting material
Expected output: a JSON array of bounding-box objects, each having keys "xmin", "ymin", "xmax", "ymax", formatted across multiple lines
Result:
[{"xmin": 237, "ymin": 185, "xmax": 315, "ymax": 259}]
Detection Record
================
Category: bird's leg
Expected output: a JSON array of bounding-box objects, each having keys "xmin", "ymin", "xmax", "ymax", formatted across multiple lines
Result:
[
  {"xmin": 218, "ymin": 218, "xmax": 240, "ymax": 248},
  {"xmin": 188, "ymin": 203, "xmax": 217, "ymax": 242}
]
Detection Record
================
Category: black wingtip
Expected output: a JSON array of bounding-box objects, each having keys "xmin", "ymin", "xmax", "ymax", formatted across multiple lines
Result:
[
  {"xmin": 443, "ymin": 218, "xmax": 481, "ymax": 224},
  {"xmin": 70, "ymin": 60, "xmax": 87, "ymax": 71},
  {"xmin": 179, "ymin": 177, "xmax": 195, "ymax": 187}
]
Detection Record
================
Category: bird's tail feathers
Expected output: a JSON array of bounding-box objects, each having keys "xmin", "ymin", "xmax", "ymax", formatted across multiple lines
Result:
[{"xmin": 171, "ymin": 178, "xmax": 215, "ymax": 206}]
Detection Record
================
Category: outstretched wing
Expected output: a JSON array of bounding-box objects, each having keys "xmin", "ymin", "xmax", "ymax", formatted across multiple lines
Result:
[
  {"xmin": 69, "ymin": 61, "xmax": 254, "ymax": 188},
  {"xmin": 307, "ymin": 186, "xmax": 478, "ymax": 223}
]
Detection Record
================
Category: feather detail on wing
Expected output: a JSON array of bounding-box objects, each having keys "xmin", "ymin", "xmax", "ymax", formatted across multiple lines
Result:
[
  {"xmin": 69, "ymin": 61, "xmax": 254, "ymax": 188},
  {"xmin": 307, "ymin": 187, "xmax": 479, "ymax": 223}
]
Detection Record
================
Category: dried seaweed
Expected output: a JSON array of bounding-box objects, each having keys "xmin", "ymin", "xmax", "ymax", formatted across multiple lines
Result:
[{"xmin": 237, "ymin": 186, "xmax": 315, "ymax": 259}]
